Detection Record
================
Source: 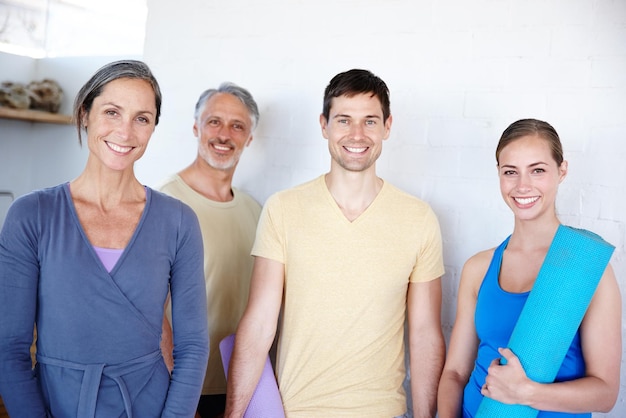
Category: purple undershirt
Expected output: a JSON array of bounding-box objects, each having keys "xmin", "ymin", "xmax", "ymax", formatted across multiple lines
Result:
[{"xmin": 93, "ymin": 246, "xmax": 124, "ymax": 273}]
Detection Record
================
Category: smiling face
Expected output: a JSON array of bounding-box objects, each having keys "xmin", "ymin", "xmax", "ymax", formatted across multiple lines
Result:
[
  {"xmin": 194, "ymin": 92, "xmax": 254, "ymax": 172},
  {"xmin": 498, "ymin": 134, "xmax": 567, "ymax": 222},
  {"xmin": 320, "ymin": 93, "xmax": 392, "ymax": 174},
  {"xmin": 83, "ymin": 78, "xmax": 157, "ymax": 173}
]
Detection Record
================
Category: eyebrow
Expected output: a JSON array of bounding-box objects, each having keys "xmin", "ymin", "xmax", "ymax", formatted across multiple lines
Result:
[
  {"xmin": 101, "ymin": 101, "xmax": 155, "ymax": 116},
  {"xmin": 500, "ymin": 161, "xmax": 549, "ymax": 169},
  {"xmin": 205, "ymin": 115, "xmax": 249, "ymax": 125},
  {"xmin": 332, "ymin": 114, "xmax": 381, "ymax": 119}
]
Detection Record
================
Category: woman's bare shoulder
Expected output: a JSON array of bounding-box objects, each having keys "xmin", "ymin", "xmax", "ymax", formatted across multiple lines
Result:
[
  {"xmin": 461, "ymin": 247, "xmax": 497, "ymax": 287},
  {"xmin": 464, "ymin": 247, "xmax": 496, "ymax": 271}
]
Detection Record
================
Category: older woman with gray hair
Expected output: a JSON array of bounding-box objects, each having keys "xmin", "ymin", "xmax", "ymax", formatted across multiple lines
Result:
[{"xmin": 0, "ymin": 60, "xmax": 209, "ymax": 417}]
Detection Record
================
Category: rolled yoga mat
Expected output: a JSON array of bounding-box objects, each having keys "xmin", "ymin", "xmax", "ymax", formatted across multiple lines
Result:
[
  {"xmin": 476, "ymin": 225, "xmax": 614, "ymax": 418},
  {"xmin": 220, "ymin": 334, "xmax": 285, "ymax": 418}
]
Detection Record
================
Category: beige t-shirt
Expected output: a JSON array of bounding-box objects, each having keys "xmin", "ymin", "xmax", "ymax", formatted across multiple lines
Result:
[
  {"xmin": 253, "ymin": 175, "xmax": 444, "ymax": 417},
  {"xmin": 160, "ymin": 175, "xmax": 261, "ymax": 395}
]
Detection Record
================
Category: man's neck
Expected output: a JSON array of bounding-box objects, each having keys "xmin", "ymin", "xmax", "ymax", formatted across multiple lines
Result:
[
  {"xmin": 324, "ymin": 169, "xmax": 383, "ymax": 222},
  {"xmin": 178, "ymin": 160, "xmax": 235, "ymax": 202}
]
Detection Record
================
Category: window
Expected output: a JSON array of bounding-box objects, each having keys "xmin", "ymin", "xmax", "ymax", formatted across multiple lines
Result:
[{"xmin": 0, "ymin": 0, "xmax": 147, "ymax": 58}]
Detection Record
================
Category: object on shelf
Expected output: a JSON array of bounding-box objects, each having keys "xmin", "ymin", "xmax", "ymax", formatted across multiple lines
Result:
[
  {"xmin": 0, "ymin": 78, "xmax": 63, "ymax": 114},
  {"xmin": 0, "ymin": 82, "xmax": 30, "ymax": 110},
  {"xmin": 28, "ymin": 79, "xmax": 63, "ymax": 113}
]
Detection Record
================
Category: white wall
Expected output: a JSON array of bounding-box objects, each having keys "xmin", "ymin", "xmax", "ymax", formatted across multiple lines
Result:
[
  {"xmin": 141, "ymin": 1, "xmax": 626, "ymax": 416},
  {"xmin": 0, "ymin": 53, "xmax": 36, "ymax": 222}
]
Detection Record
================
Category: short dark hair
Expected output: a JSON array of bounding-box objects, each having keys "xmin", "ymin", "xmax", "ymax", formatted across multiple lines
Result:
[
  {"xmin": 496, "ymin": 118, "xmax": 564, "ymax": 166},
  {"xmin": 322, "ymin": 69, "xmax": 390, "ymax": 122},
  {"xmin": 73, "ymin": 60, "xmax": 162, "ymax": 145}
]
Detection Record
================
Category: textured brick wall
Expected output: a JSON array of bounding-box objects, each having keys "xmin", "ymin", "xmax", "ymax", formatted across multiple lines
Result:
[{"xmin": 142, "ymin": 1, "xmax": 626, "ymax": 415}]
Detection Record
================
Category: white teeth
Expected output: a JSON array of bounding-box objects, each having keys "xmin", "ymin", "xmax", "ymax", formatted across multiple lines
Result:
[
  {"xmin": 107, "ymin": 142, "xmax": 132, "ymax": 153},
  {"xmin": 214, "ymin": 144, "xmax": 231, "ymax": 151},
  {"xmin": 514, "ymin": 196, "xmax": 539, "ymax": 205},
  {"xmin": 345, "ymin": 146, "xmax": 367, "ymax": 153}
]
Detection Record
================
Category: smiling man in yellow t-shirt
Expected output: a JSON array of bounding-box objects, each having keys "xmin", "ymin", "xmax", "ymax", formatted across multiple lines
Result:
[{"xmin": 226, "ymin": 69, "xmax": 445, "ymax": 418}]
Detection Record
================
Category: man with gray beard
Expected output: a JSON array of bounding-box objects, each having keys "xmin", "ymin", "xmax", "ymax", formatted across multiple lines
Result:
[{"xmin": 160, "ymin": 83, "xmax": 262, "ymax": 418}]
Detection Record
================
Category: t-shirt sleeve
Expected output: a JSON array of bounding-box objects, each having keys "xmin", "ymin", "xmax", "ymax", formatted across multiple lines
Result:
[
  {"xmin": 410, "ymin": 205, "xmax": 445, "ymax": 283},
  {"xmin": 251, "ymin": 193, "xmax": 285, "ymax": 264}
]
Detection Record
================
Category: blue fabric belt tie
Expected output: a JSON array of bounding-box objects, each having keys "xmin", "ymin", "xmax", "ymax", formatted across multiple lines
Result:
[{"xmin": 37, "ymin": 350, "xmax": 162, "ymax": 418}]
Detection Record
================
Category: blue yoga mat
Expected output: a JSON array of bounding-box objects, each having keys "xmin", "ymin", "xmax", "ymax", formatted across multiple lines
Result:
[{"xmin": 476, "ymin": 225, "xmax": 614, "ymax": 418}]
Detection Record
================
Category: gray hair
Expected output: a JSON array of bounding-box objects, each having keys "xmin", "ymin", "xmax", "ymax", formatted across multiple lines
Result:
[
  {"xmin": 73, "ymin": 60, "xmax": 162, "ymax": 145},
  {"xmin": 194, "ymin": 82, "xmax": 259, "ymax": 130}
]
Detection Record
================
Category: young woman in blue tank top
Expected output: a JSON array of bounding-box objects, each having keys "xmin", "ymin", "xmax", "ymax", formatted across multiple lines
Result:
[{"xmin": 437, "ymin": 119, "xmax": 621, "ymax": 417}]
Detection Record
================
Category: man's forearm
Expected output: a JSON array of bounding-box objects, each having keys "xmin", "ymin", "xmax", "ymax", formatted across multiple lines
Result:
[
  {"xmin": 224, "ymin": 330, "xmax": 271, "ymax": 417},
  {"xmin": 410, "ymin": 335, "xmax": 446, "ymax": 418}
]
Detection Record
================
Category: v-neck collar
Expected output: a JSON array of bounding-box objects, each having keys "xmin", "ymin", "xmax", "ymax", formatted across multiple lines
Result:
[
  {"xmin": 62, "ymin": 182, "xmax": 151, "ymax": 276},
  {"xmin": 318, "ymin": 175, "xmax": 386, "ymax": 225}
]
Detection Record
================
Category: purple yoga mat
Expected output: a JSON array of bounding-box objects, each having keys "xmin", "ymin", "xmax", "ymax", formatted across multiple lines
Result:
[{"xmin": 220, "ymin": 334, "xmax": 285, "ymax": 418}]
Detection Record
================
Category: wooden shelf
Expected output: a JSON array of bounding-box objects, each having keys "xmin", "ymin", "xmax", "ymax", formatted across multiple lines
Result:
[{"xmin": 0, "ymin": 106, "xmax": 72, "ymax": 125}]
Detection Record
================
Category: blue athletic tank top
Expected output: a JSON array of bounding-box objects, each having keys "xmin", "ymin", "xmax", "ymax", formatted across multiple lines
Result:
[{"xmin": 462, "ymin": 236, "xmax": 589, "ymax": 418}]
